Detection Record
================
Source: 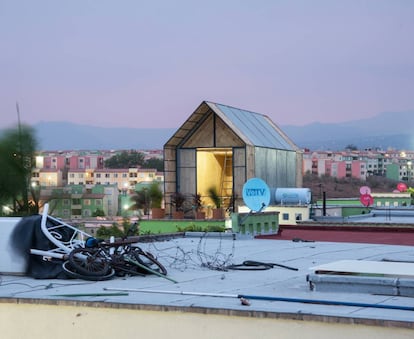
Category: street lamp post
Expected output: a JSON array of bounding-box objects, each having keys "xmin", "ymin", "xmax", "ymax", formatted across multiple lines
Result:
[
  {"xmin": 30, "ymin": 181, "xmax": 40, "ymax": 214},
  {"xmin": 123, "ymin": 203, "xmax": 129, "ymax": 217},
  {"xmin": 123, "ymin": 182, "xmax": 128, "ymax": 196},
  {"xmin": 143, "ymin": 187, "xmax": 149, "ymax": 219}
]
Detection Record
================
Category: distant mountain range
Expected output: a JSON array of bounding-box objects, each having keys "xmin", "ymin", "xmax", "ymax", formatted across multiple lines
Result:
[
  {"xmin": 2, "ymin": 111, "xmax": 413, "ymax": 151},
  {"xmin": 282, "ymin": 111, "xmax": 414, "ymax": 151}
]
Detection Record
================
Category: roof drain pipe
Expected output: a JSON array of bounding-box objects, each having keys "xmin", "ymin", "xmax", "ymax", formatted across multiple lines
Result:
[{"xmin": 103, "ymin": 288, "xmax": 414, "ymax": 312}]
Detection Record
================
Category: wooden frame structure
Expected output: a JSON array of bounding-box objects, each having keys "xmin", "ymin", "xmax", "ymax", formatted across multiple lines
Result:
[{"xmin": 163, "ymin": 101, "xmax": 303, "ymax": 216}]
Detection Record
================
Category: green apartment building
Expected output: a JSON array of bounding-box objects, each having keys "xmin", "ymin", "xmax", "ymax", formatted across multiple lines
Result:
[{"xmin": 47, "ymin": 184, "xmax": 119, "ymax": 219}]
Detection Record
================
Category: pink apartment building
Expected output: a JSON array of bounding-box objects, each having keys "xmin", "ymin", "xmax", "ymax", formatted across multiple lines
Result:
[
  {"xmin": 304, "ymin": 151, "xmax": 369, "ymax": 180},
  {"xmin": 41, "ymin": 155, "xmax": 67, "ymax": 170},
  {"xmin": 67, "ymin": 155, "xmax": 104, "ymax": 170},
  {"xmin": 36, "ymin": 152, "xmax": 105, "ymax": 171}
]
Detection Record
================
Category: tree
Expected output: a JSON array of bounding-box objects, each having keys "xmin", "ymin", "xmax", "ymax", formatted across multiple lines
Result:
[
  {"xmin": 130, "ymin": 189, "xmax": 150, "ymax": 215},
  {"xmin": 0, "ymin": 124, "xmax": 38, "ymax": 215},
  {"xmin": 345, "ymin": 144, "xmax": 358, "ymax": 151},
  {"xmin": 405, "ymin": 187, "xmax": 414, "ymax": 205},
  {"xmin": 92, "ymin": 209, "xmax": 105, "ymax": 217},
  {"xmin": 148, "ymin": 181, "xmax": 163, "ymax": 208},
  {"xmin": 104, "ymin": 150, "xmax": 145, "ymax": 168},
  {"xmin": 142, "ymin": 158, "xmax": 164, "ymax": 171},
  {"xmin": 130, "ymin": 183, "xmax": 163, "ymax": 214}
]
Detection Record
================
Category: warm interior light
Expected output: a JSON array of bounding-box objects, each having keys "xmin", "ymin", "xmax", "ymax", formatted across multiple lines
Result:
[{"xmin": 196, "ymin": 148, "xmax": 233, "ymax": 207}]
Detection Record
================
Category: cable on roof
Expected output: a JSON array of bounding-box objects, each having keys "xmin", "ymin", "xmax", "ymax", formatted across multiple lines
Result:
[{"xmin": 225, "ymin": 260, "xmax": 298, "ymax": 271}]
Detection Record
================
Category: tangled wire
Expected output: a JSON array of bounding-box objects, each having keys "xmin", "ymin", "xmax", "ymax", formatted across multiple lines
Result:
[
  {"xmin": 142, "ymin": 234, "xmax": 298, "ymax": 272},
  {"xmin": 144, "ymin": 233, "xmax": 235, "ymax": 271}
]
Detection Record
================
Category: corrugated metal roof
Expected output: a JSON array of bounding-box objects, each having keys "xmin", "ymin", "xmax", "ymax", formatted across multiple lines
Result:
[
  {"xmin": 164, "ymin": 101, "xmax": 299, "ymax": 151},
  {"xmin": 210, "ymin": 102, "xmax": 297, "ymax": 150}
]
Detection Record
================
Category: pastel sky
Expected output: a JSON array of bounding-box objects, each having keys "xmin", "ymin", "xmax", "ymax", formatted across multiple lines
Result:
[{"xmin": 1, "ymin": 0, "xmax": 413, "ymax": 129}]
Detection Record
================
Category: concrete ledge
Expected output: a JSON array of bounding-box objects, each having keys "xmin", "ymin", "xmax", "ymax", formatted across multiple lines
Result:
[
  {"xmin": 1, "ymin": 297, "xmax": 414, "ymax": 330},
  {"xmin": 184, "ymin": 231, "xmax": 235, "ymax": 239}
]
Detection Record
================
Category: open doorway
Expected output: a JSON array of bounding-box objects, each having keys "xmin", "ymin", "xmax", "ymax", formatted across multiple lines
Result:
[{"xmin": 197, "ymin": 148, "xmax": 233, "ymax": 213}]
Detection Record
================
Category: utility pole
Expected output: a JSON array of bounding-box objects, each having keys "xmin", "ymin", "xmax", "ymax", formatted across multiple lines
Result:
[{"xmin": 16, "ymin": 102, "xmax": 29, "ymax": 214}]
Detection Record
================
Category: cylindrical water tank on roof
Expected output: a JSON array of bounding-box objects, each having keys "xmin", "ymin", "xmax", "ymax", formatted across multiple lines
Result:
[{"xmin": 274, "ymin": 188, "xmax": 311, "ymax": 205}]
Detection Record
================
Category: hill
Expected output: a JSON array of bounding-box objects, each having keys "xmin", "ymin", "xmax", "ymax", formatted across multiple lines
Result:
[
  {"xmin": 282, "ymin": 111, "xmax": 414, "ymax": 151},
  {"xmin": 2, "ymin": 111, "xmax": 413, "ymax": 150},
  {"xmin": 303, "ymin": 173, "xmax": 400, "ymax": 200}
]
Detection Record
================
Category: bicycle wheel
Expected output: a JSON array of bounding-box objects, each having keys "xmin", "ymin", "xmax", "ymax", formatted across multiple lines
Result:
[
  {"xmin": 62, "ymin": 261, "xmax": 115, "ymax": 281},
  {"xmin": 128, "ymin": 247, "xmax": 167, "ymax": 276},
  {"xmin": 110, "ymin": 252, "xmax": 145, "ymax": 277},
  {"xmin": 69, "ymin": 247, "xmax": 111, "ymax": 277}
]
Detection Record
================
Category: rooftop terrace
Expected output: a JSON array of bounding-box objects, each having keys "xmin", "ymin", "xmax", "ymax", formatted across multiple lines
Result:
[{"xmin": 1, "ymin": 232, "xmax": 414, "ymax": 338}]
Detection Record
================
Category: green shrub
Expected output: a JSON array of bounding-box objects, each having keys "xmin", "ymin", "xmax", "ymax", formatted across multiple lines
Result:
[
  {"xmin": 96, "ymin": 219, "xmax": 140, "ymax": 239},
  {"xmin": 176, "ymin": 223, "xmax": 225, "ymax": 233},
  {"xmin": 96, "ymin": 223, "xmax": 124, "ymax": 238},
  {"xmin": 205, "ymin": 225, "xmax": 225, "ymax": 232}
]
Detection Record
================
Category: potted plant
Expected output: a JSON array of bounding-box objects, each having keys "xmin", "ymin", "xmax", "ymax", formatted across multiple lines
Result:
[
  {"xmin": 192, "ymin": 193, "xmax": 205, "ymax": 219},
  {"xmin": 208, "ymin": 186, "xmax": 224, "ymax": 219},
  {"xmin": 148, "ymin": 182, "xmax": 165, "ymax": 219},
  {"xmin": 171, "ymin": 192, "xmax": 186, "ymax": 219}
]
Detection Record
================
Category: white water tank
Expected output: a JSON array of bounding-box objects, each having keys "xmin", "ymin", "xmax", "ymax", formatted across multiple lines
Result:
[{"xmin": 274, "ymin": 188, "xmax": 311, "ymax": 205}]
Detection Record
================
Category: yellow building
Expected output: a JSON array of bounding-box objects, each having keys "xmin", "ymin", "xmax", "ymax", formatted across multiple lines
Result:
[{"xmin": 66, "ymin": 168, "xmax": 162, "ymax": 192}]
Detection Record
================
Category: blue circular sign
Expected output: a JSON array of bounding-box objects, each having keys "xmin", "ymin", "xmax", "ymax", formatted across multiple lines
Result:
[{"xmin": 242, "ymin": 178, "xmax": 271, "ymax": 212}]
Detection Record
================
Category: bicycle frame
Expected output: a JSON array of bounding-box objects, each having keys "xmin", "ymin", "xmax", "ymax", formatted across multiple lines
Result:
[
  {"xmin": 30, "ymin": 203, "xmax": 92, "ymax": 260},
  {"xmin": 28, "ymin": 205, "xmax": 171, "ymax": 281}
]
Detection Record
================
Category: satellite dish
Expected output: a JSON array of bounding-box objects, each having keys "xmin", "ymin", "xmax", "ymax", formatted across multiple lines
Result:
[
  {"xmin": 360, "ymin": 193, "xmax": 374, "ymax": 207},
  {"xmin": 397, "ymin": 182, "xmax": 408, "ymax": 192},
  {"xmin": 359, "ymin": 186, "xmax": 371, "ymax": 195},
  {"xmin": 242, "ymin": 178, "xmax": 271, "ymax": 212}
]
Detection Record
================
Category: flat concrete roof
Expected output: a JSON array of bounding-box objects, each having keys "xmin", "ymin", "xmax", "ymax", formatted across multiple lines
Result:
[{"xmin": 1, "ymin": 234, "xmax": 414, "ymax": 328}]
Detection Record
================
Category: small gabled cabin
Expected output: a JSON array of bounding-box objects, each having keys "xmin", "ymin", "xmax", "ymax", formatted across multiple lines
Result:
[{"xmin": 163, "ymin": 101, "xmax": 302, "ymax": 215}]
